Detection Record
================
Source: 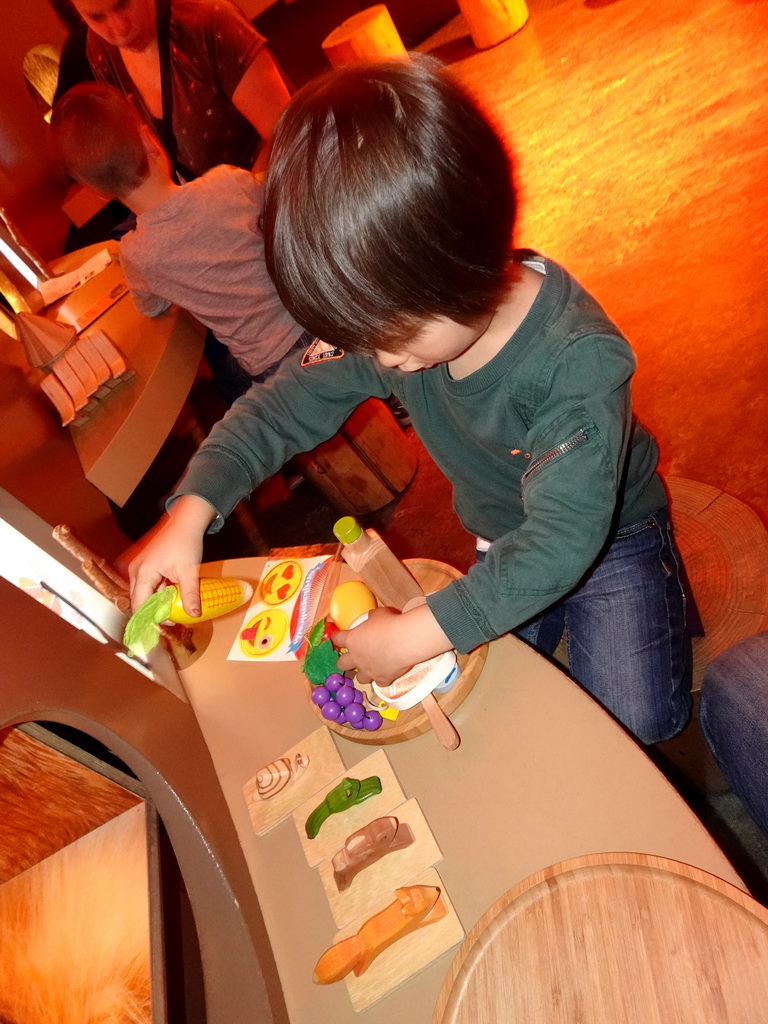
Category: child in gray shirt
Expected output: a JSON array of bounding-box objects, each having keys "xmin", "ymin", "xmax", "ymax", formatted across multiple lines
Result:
[{"xmin": 51, "ymin": 82, "xmax": 311, "ymax": 402}]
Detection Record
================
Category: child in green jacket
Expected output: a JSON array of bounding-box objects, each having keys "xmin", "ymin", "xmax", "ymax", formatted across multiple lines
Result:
[{"xmin": 130, "ymin": 56, "xmax": 692, "ymax": 744}]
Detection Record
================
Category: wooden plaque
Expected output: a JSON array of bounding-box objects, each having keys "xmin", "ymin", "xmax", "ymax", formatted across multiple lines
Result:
[
  {"xmin": 317, "ymin": 867, "xmax": 464, "ymax": 1013},
  {"xmin": 243, "ymin": 727, "xmax": 344, "ymax": 836},
  {"xmin": 317, "ymin": 797, "xmax": 443, "ymax": 928},
  {"xmin": 292, "ymin": 749, "xmax": 405, "ymax": 867}
]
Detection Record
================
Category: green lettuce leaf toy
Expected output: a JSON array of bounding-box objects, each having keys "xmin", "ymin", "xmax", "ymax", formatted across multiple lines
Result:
[
  {"xmin": 301, "ymin": 617, "xmax": 340, "ymax": 685},
  {"xmin": 123, "ymin": 586, "xmax": 177, "ymax": 659}
]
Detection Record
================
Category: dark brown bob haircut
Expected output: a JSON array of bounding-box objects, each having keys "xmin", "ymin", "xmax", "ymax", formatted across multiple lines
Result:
[
  {"xmin": 50, "ymin": 82, "xmax": 149, "ymax": 201},
  {"xmin": 262, "ymin": 55, "xmax": 517, "ymax": 355}
]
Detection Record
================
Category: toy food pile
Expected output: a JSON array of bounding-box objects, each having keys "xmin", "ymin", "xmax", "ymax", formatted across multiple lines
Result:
[
  {"xmin": 301, "ymin": 581, "xmax": 383, "ymax": 732},
  {"xmin": 371, "ymin": 651, "xmax": 459, "ymax": 711}
]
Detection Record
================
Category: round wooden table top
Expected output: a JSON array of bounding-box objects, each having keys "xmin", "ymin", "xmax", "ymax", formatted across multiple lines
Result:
[{"xmin": 434, "ymin": 851, "xmax": 768, "ymax": 1024}]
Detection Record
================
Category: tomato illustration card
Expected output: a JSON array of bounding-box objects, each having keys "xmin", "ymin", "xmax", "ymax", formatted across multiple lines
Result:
[{"xmin": 228, "ymin": 554, "xmax": 335, "ymax": 662}]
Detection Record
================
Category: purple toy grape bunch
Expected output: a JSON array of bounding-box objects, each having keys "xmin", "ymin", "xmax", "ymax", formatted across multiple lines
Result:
[{"xmin": 311, "ymin": 672, "xmax": 382, "ymax": 731}]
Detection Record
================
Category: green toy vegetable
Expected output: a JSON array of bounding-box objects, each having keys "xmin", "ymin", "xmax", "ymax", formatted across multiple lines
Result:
[
  {"xmin": 305, "ymin": 776, "xmax": 383, "ymax": 839},
  {"xmin": 123, "ymin": 587, "xmax": 176, "ymax": 659},
  {"xmin": 302, "ymin": 617, "xmax": 340, "ymax": 685}
]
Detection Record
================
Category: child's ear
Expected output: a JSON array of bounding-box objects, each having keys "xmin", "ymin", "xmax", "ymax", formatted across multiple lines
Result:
[{"xmin": 139, "ymin": 124, "xmax": 164, "ymax": 159}]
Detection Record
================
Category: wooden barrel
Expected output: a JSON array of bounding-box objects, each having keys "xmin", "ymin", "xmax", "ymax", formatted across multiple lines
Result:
[
  {"xmin": 294, "ymin": 397, "xmax": 417, "ymax": 515},
  {"xmin": 458, "ymin": 0, "xmax": 528, "ymax": 50},
  {"xmin": 322, "ymin": 5, "xmax": 408, "ymax": 68}
]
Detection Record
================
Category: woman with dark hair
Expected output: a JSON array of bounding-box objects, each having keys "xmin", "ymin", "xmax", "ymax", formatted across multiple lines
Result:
[
  {"xmin": 50, "ymin": 0, "xmax": 95, "ymax": 105},
  {"xmin": 67, "ymin": 0, "xmax": 289, "ymax": 180}
]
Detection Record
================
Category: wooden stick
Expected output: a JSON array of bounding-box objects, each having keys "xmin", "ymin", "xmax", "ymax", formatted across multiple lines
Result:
[
  {"xmin": 421, "ymin": 692, "xmax": 461, "ymax": 751},
  {"xmin": 81, "ymin": 559, "xmax": 131, "ymax": 612},
  {"xmin": 53, "ymin": 525, "xmax": 128, "ymax": 590}
]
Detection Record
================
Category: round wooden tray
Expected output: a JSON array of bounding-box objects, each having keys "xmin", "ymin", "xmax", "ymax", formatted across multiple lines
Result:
[
  {"xmin": 304, "ymin": 558, "xmax": 487, "ymax": 744},
  {"xmin": 433, "ymin": 851, "xmax": 768, "ymax": 1024}
]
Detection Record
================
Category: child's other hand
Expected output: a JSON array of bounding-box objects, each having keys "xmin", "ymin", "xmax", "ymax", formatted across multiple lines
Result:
[
  {"xmin": 335, "ymin": 608, "xmax": 413, "ymax": 686},
  {"xmin": 335, "ymin": 603, "xmax": 452, "ymax": 686},
  {"xmin": 128, "ymin": 495, "xmax": 215, "ymax": 615}
]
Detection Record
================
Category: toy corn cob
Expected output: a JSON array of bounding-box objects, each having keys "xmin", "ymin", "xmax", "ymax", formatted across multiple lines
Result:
[
  {"xmin": 168, "ymin": 578, "xmax": 253, "ymax": 624},
  {"xmin": 124, "ymin": 578, "xmax": 252, "ymax": 658}
]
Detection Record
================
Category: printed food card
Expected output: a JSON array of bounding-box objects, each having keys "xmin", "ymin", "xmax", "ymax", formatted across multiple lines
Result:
[{"xmin": 228, "ymin": 554, "xmax": 336, "ymax": 662}]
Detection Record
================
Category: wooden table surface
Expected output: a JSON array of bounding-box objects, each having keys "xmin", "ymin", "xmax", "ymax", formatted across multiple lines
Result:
[
  {"xmin": 49, "ymin": 244, "xmax": 205, "ymax": 507},
  {"xmin": 177, "ymin": 555, "xmax": 744, "ymax": 1024},
  {"xmin": 434, "ymin": 852, "xmax": 768, "ymax": 1024}
]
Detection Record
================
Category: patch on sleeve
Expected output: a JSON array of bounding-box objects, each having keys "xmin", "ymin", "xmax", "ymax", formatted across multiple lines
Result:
[{"xmin": 301, "ymin": 338, "xmax": 345, "ymax": 366}]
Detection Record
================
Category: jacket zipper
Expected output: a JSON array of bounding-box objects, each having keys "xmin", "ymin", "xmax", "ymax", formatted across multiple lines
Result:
[{"xmin": 520, "ymin": 428, "xmax": 589, "ymax": 498}]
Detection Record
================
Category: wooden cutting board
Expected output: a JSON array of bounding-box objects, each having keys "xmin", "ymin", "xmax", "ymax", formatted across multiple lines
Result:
[{"xmin": 434, "ymin": 851, "xmax": 768, "ymax": 1024}]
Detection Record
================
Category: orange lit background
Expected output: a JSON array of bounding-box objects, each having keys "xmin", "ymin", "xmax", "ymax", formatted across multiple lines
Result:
[{"xmin": 427, "ymin": 0, "xmax": 768, "ymax": 528}]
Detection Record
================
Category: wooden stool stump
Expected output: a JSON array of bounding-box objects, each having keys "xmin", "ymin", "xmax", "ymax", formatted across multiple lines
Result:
[
  {"xmin": 458, "ymin": 0, "xmax": 528, "ymax": 50},
  {"xmin": 294, "ymin": 397, "xmax": 417, "ymax": 515},
  {"xmin": 666, "ymin": 477, "xmax": 768, "ymax": 690},
  {"xmin": 322, "ymin": 5, "xmax": 407, "ymax": 68}
]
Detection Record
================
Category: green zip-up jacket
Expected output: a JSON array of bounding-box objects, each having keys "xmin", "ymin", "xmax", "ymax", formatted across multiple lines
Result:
[{"xmin": 174, "ymin": 253, "xmax": 666, "ymax": 654}]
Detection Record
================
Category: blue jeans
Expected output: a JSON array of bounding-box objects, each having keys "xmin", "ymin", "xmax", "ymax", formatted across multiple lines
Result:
[
  {"xmin": 204, "ymin": 330, "xmax": 314, "ymax": 406},
  {"xmin": 481, "ymin": 507, "xmax": 692, "ymax": 744},
  {"xmin": 700, "ymin": 632, "xmax": 768, "ymax": 834}
]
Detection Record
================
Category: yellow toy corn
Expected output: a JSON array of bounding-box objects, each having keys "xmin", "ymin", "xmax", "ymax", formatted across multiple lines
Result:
[
  {"xmin": 169, "ymin": 578, "xmax": 253, "ymax": 624},
  {"xmin": 124, "ymin": 577, "xmax": 254, "ymax": 660}
]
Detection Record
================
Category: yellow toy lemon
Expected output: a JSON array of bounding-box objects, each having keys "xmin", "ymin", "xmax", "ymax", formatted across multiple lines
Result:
[{"xmin": 328, "ymin": 580, "xmax": 378, "ymax": 630}]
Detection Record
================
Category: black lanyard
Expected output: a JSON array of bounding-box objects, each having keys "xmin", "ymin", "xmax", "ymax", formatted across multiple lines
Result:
[{"xmin": 156, "ymin": 0, "xmax": 193, "ymax": 181}]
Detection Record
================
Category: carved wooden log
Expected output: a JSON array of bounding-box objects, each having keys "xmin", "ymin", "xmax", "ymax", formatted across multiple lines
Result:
[
  {"xmin": 52, "ymin": 524, "xmax": 194, "ymax": 652},
  {"xmin": 322, "ymin": 5, "xmax": 407, "ymax": 69},
  {"xmin": 332, "ymin": 816, "xmax": 415, "ymax": 892},
  {"xmin": 458, "ymin": 0, "xmax": 529, "ymax": 49},
  {"xmin": 53, "ymin": 525, "xmax": 128, "ymax": 592}
]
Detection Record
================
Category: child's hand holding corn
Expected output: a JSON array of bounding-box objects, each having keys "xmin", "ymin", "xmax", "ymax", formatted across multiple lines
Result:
[{"xmin": 129, "ymin": 494, "xmax": 217, "ymax": 615}]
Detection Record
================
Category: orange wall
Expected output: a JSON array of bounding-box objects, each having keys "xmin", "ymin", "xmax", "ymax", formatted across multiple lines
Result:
[{"xmin": 0, "ymin": 0, "xmax": 71, "ymax": 259}]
